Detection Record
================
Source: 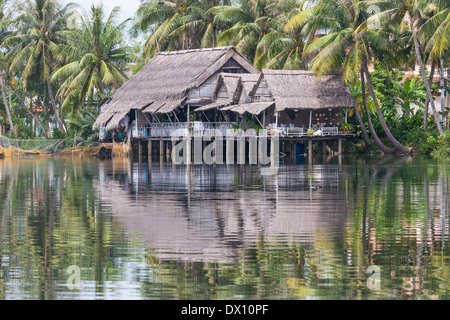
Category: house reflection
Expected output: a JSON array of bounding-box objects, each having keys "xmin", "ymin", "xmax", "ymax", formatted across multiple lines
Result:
[{"xmin": 96, "ymin": 158, "xmax": 348, "ymax": 263}]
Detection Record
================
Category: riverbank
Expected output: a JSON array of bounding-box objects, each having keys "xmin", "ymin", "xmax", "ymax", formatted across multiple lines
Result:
[{"xmin": 341, "ymin": 130, "xmax": 450, "ymax": 158}]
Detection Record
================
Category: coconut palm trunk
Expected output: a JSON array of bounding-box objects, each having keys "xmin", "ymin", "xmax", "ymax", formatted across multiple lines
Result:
[
  {"xmin": 360, "ymin": 69, "xmax": 395, "ymax": 154},
  {"xmin": 424, "ymin": 60, "xmax": 436, "ymax": 131},
  {"xmin": 46, "ymin": 76, "xmax": 67, "ymax": 135},
  {"xmin": 353, "ymin": 99, "xmax": 371, "ymax": 146},
  {"xmin": 0, "ymin": 75, "xmax": 14, "ymax": 135},
  {"xmin": 362, "ymin": 63, "xmax": 412, "ymax": 154},
  {"xmin": 410, "ymin": 23, "xmax": 444, "ymax": 135},
  {"xmin": 26, "ymin": 106, "xmax": 49, "ymax": 138}
]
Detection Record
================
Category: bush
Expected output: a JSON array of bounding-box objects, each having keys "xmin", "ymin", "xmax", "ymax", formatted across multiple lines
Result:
[
  {"xmin": 431, "ymin": 131, "xmax": 450, "ymax": 159},
  {"xmin": 410, "ymin": 130, "xmax": 440, "ymax": 155}
]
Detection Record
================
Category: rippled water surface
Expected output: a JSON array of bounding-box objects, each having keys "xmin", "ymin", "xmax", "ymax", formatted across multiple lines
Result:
[{"xmin": 0, "ymin": 156, "xmax": 449, "ymax": 300}]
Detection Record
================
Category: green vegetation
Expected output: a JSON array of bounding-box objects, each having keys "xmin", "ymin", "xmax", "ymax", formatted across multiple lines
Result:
[{"xmin": 0, "ymin": 0, "xmax": 448, "ymax": 157}]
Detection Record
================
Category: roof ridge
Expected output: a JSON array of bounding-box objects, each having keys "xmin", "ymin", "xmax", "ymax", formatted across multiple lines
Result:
[
  {"xmin": 157, "ymin": 46, "xmax": 233, "ymax": 55},
  {"xmin": 262, "ymin": 69, "xmax": 342, "ymax": 77},
  {"xmin": 262, "ymin": 69, "xmax": 312, "ymax": 74}
]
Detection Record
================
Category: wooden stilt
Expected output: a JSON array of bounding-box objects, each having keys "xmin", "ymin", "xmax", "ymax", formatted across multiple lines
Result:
[
  {"xmin": 148, "ymin": 140, "xmax": 152, "ymax": 159},
  {"xmin": 238, "ymin": 132, "xmax": 245, "ymax": 165},
  {"xmin": 166, "ymin": 140, "xmax": 171, "ymax": 160},
  {"xmin": 308, "ymin": 139, "xmax": 313, "ymax": 164},
  {"xmin": 160, "ymin": 140, "xmax": 164, "ymax": 160},
  {"xmin": 226, "ymin": 136, "xmax": 234, "ymax": 165},
  {"xmin": 138, "ymin": 141, "xmax": 143, "ymax": 163},
  {"xmin": 248, "ymin": 130, "xmax": 257, "ymax": 165}
]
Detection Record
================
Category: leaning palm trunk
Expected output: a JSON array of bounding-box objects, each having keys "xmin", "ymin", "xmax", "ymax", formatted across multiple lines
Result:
[
  {"xmin": 353, "ymin": 102, "xmax": 371, "ymax": 146},
  {"xmin": 0, "ymin": 75, "xmax": 15, "ymax": 135},
  {"xmin": 46, "ymin": 77, "xmax": 67, "ymax": 135},
  {"xmin": 25, "ymin": 107, "xmax": 49, "ymax": 138},
  {"xmin": 361, "ymin": 69, "xmax": 395, "ymax": 154},
  {"xmin": 362, "ymin": 64, "xmax": 412, "ymax": 154},
  {"xmin": 424, "ymin": 60, "xmax": 436, "ymax": 132},
  {"xmin": 410, "ymin": 23, "xmax": 444, "ymax": 135},
  {"xmin": 3, "ymin": 82, "xmax": 50, "ymax": 138}
]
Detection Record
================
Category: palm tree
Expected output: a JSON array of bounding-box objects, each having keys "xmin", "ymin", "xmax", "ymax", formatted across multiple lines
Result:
[
  {"xmin": 132, "ymin": 0, "xmax": 192, "ymax": 57},
  {"xmin": 211, "ymin": 0, "xmax": 282, "ymax": 65},
  {"xmin": 5, "ymin": 0, "xmax": 76, "ymax": 135},
  {"xmin": 423, "ymin": 0, "xmax": 449, "ymax": 61},
  {"xmin": 300, "ymin": 0, "xmax": 407, "ymax": 153},
  {"xmin": 51, "ymin": 4, "xmax": 132, "ymax": 116},
  {"xmin": 367, "ymin": 0, "xmax": 445, "ymax": 135},
  {"xmin": 0, "ymin": 0, "xmax": 15, "ymax": 134},
  {"xmin": 174, "ymin": 0, "xmax": 233, "ymax": 49},
  {"xmin": 253, "ymin": 0, "xmax": 309, "ymax": 70},
  {"xmin": 423, "ymin": 0, "xmax": 449, "ymax": 130}
]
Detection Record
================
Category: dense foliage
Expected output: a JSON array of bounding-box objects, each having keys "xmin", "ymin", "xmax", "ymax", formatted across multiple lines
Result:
[{"xmin": 0, "ymin": 0, "xmax": 448, "ymax": 157}]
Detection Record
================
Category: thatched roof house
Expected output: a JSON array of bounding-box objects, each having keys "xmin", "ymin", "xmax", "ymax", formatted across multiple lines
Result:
[
  {"xmin": 253, "ymin": 69, "xmax": 355, "ymax": 111},
  {"xmin": 196, "ymin": 69, "xmax": 355, "ymax": 128},
  {"xmin": 93, "ymin": 46, "xmax": 259, "ymax": 131},
  {"xmin": 197, "ymin": 69, "xmax": 355, "ymax": 116}
]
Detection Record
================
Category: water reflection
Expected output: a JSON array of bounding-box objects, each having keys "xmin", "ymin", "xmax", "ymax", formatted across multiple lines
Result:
[{"xmin": 0, "ymin": 156, "xmax": 449, "ymax": 300}]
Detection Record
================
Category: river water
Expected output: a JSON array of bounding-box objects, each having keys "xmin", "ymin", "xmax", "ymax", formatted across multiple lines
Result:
[{"xmin": 0, "ymin": 155, "xmax": 449, "ymax": 300}]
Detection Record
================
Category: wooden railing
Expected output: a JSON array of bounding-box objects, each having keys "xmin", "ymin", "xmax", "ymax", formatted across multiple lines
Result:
[
  {"xmin": 130, "ymin": 123, "xmax": 341, "ymax": 138},
  {"xmin": 131, "ymin": 122, "xmax": 238, "ymax": 138}
]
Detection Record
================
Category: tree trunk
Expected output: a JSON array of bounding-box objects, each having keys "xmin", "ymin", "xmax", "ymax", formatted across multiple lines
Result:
[
  {"xmin": 410, "ymin": 23, "xmax": 444, "ymax": 135},
  {"xmin": 2, "ymin": 82, "xmax": 49, "ymax": 138},
  {"xmin": 424, "ymin": 60, "xmax": 436, "ymax": 131},
  {"xmin": 440, "ymin": 58, "xmax": 446, "ymax": 128},
  {"xmin": 46, "ymin": 76, "xmax": 67, "ymax": 135},
  {"xmin": 0, "ymin": 75, "xmax": 15, "ymax": 135},
  {"xmin": 363, "ymin": 64, "xmax": 412, "ymax": 154},
  {"xmin": 361, "ymin": 69, "xmax": 395, "ymax": 154},
  {"xmin": 26, "ymin": 107, "xmax": 49, "ymax": 138},
  {"xmin": 212, "ymin": 21, "xmax": 217, "ymax": 48},
  {"xmin": 353, "ymin": 98, "xmax": 371, "ymax": 146}
]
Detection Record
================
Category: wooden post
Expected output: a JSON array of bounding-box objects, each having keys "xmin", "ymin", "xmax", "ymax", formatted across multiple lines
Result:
[
  {"xmin": 338, "ymin": 138, "xmax": 343, "ymax": 155},
  {"xmin": 308, "ymin": 138, "xmax": 313, "ymax": 164},
  {"xmin": 226, "ymin": 136, "xmax": 234, "ymax": 165},
  {"xmin": 160, "ymin": 140, "xmax": 164, "ymax": 160},
  {"xmin": 238, "ymin": 131, "xmax": 245, "ymax": 165},
  {"xmin": 186, "ymin": 104, "xmax": 191, "ymax": 164},
  {"xmin": 275, "ymin": 111, "xmax": 279, "ymax": 129},
  {"xmin": 138, "ymin": 141, "xmax": 143, "ymax": 162},
  {"xmin": 135, "ymin": 109, "xmax": 138, "ymax": 136},
  {"xmin": 258, "ymin": 131, "xmax": 264, "ymax": 164},
  {"xmin": 309, "ymin": 110, "xmax": 312, "ymax": 129},
  {"xmin": 166, "ymin": 140, "xmax": 171, "ymax": 160},
  {"xmin": 248, "ymin": 130, "xmax": 257, "ymax": 165},
  {"xmin": 148, "ymin": 140, "xmax": 152, "ymax": 158}
]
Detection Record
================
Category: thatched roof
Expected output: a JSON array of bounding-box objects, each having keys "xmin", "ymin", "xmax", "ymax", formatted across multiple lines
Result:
[
  {"xmin": 221, "ymin": 102, "xmax": 275, "ymax": 115},
  {"xmin": 258, "ymin": 69, "xmax": 355, "ymax": 111},
  {"xmin": 236, "ymin": 73, "xmax": 260, "ymax": 103},
  {"xmin": 194, "ymin": 73, "xmax": 260, "ymax": 113},
  {"xmin": 197, "ymin": 69, "xmax": 353, "ymax": 116},
  {"xmin": 93, "ymin": 46, "xmax": 258, "ymax": 130},
  {"xmin": 195, "ymin": 101, "xmax": 231, "ymax": 112}
]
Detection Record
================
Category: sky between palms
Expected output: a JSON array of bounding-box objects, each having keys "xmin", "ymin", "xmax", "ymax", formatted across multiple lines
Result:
[{"xmin": 66, "ymin": 0, "xmax": 141, "ymax": 22}]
